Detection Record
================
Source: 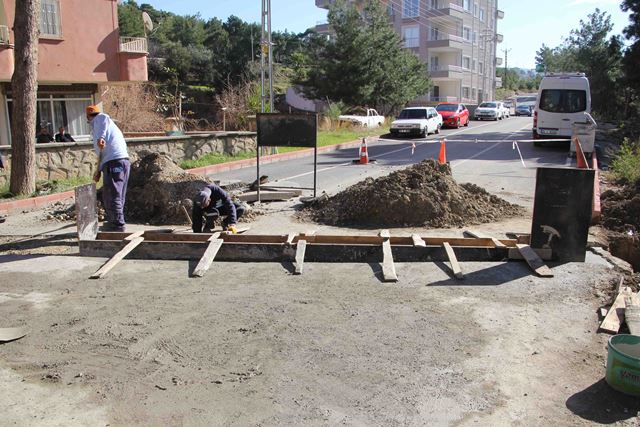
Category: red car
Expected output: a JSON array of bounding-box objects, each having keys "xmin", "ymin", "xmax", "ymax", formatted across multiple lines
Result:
[{"xmin": 436, "ymin": 103, "xmax": 470, "ymax": 128}]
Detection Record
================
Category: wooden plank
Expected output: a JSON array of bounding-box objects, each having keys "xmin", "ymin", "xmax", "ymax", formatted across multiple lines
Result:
[
  {"xmin": 125, "ymin": 231, "xmax": 144, "ymax": 241},
  {"xmin": 411, "ymin": 234, "xmax": 427, "ymax": 247},
  {"xmin": 492, "ymin": 238, "xmax": 507, "ymax": 248},
  {"xmin": 192, "ymin": 234, "xmax": 224, "ymax": 278},
  {"xmin": 285, "ymin": 233, "xmax": 296, "ymax": 245},
  {"xmin": 463, "ymin": 230, "xmax": 507, "ymax": 248},
  {"xmin": 89, "ymin": 237, "xmax": 145, "ymax": 279},
  {"xmin": 443, "ymin": 242, "xmax": 464, "ymax": 279},
  {"xmin": 381, "ymin": 239, "xmax": 398, "ymax": 282},
  {"xmin": 508, "ymin": 247, "xmax": 553, "ymax": 261},
  {"xmin": 600, "ymin": 288, "xmax": 632, "ymax": 334},
  {"xmin": 294, "ymin": 240, "xmax": 307, "ymax": 275},
  {"xmin": 379, "ymin": 229, "xmax": 391, "ymax": 240},
  {"xmin": 0, "ymin": 326, "xmax": 28, "ymax": 343},
  {"xmin": 516, "ymin": 244, "xmax": 554, "ymax": 277},
  {"xmin": 75, "ymin": 183, "xmax": 98, "ymax": 241}
]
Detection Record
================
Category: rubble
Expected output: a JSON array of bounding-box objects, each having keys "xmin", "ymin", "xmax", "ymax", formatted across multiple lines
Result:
[{"xmin": 302, "ymin": 159, "xmax": 524, "ymax": 228}]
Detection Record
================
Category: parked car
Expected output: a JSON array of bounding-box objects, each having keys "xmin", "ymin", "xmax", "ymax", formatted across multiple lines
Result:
[
  {"xmin": 390, "ymin": 107, "xmax": 443, "ymax": 137},
  {"xmin": 533, "ymin": 73, "xmax": 592, "ymax": 140},
  {"xmin": 435, "ymin": 103, "xmax": 470, "ymax": 128},
  {"xmin": 515, "ymin": 104, "xmax": 533, "ymax": 116},
  {"xmin": 338, "ymin": 108, "xmax": 385, "ymax": 128},
  {"xmin": 499, "ymin": 101, "xmax": 510, "ymax": 118},
  {"xmin": 474, "ymin": 102, "xmax": 503, "ymax": 121}
]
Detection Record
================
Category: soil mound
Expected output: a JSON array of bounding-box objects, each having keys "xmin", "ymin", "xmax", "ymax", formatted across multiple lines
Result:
[
  {"xmin": 602, "ymin": 182, "xmax": 640, "ymax": 233},
  {"xmin": 125, "ymin": 153, "xmax": 210, "ymax": 225},
  {"xmin": 303, "ymin": 159, "xmax": 524, "ymax": 228}
]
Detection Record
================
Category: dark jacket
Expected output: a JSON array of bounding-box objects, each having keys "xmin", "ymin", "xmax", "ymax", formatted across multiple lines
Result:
[
  {"xmin": 192, "ymin": 184, "xmax": 237, "ymax": 233},
  {"xmin": 37, "ymin": 133, "xmax": 54, "ymax": 144},
  {"xmin": 55, "ymin": 133, "xmax": 75, "ymax": 142}
]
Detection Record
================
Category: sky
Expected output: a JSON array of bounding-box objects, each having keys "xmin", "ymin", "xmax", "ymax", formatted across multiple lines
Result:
[{"xmin": 140, "ymin": 0, "xmax": 633, "ymax": 69}]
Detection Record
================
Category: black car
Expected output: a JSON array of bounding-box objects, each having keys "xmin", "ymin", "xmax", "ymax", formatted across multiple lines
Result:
[{"xmin": 515, "ymin": 104, "xmax": 533, "ymax": 116}]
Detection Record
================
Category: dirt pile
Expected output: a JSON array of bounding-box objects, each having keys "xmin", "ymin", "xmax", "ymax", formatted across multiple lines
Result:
[
  {"xmin": 125, "ymin": 153, "xmax": 210, "ymax": 225},
  {"xmin": 303, "ymin": 159, "xmax": 524, "ymax": 228},
  {"xmin": 601, "ymin": 182, "xmax": 640, "ymax": 271},
  {"xmin": 43, "ymin": 201, "xmax": 105, "ymax": 223}
]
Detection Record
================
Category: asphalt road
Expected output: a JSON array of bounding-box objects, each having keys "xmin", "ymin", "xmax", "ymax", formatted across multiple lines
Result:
[{"xmin": 212, "ymin": 117, "xmax": 574, "ymax": 209}]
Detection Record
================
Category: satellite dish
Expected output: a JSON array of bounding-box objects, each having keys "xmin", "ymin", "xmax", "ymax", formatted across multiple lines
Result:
[{"xmin": 142, "ymin": 12, "xmax": 153, "ymax": 35}]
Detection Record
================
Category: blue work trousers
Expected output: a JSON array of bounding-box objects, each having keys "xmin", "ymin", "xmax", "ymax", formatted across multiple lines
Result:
[{"xmin": 102, "ymin": 158, "xmax": 130, "ymax": 229}]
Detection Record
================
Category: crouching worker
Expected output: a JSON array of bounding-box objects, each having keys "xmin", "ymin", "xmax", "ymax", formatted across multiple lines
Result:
[{"xmin": 192, "ymin": 184, "xmax": 245, "ymax": 234}]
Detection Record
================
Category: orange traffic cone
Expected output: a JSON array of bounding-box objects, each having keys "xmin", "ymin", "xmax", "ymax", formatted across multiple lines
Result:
[
  {"xmin": 359, "ymin": 138, "xmax": 369, "ymax": 165},
  {"xmin": 574, "ymin": 136, "xmax": 589, "ymax": 169},
  {"xmin": 438, "ymin": 139, "xmax": 447, "ymax": 165}
]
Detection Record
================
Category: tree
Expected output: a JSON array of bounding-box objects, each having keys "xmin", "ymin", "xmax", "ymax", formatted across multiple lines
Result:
[
  {"xmin": 622, "ymin": 1, "xmax": 640, "ymax": 95},
  {"xmin": 10, "ymin": 0, "xmax": 40, "ymax": 195},
  {"xmin": 296, "ymin": 0, "xmax": 430, "ymax": 113}
]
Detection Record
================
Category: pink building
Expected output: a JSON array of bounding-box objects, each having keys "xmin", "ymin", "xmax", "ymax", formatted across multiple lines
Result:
[{"xmin": 0, "ymin": 0, "xmax": 148, "ymax": 145}]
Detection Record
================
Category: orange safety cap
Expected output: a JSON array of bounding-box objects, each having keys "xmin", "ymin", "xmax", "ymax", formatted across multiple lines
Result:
[{"xmin": 86, "ymin": 105, "xmax": 101, "ymax": 115}]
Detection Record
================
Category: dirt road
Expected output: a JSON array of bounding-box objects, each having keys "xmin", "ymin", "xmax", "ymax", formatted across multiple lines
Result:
[{"xmin": 1, "ymin": 225, "xmax": 639, "ymax": 425}]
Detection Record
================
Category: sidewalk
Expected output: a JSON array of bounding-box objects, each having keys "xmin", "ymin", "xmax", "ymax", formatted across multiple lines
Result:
[{"xmin": 0, "ymin": 138, "xmax": 368, "ymax": 215}]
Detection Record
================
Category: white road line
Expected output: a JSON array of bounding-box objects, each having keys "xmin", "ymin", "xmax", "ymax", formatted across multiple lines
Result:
[
  {"xmin": 452, "ymin": 123, "xmax": 532, "ymax": 169},
  {"xmin": 279, "ymin": 121, "xmax": 528, "ymax": 182}
]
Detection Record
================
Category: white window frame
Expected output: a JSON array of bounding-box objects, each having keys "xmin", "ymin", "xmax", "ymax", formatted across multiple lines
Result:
[
  {"xmin": 472, "ymin": 59, "xmax": 477, "ymax": 71},
  {"xmin": 40, "ymin": 0, "xmax": 62, "ymax": 38},
  {"xmin": 463, "ymin": 26, "xmax": 471, "ymax": 41},
  {"xmin": 474, "ymin": 3, "xmax": 479, "ymax": 17},
  {"xmin": 403, "ymin": 0, "xmax": 419, "ymax": 18},
  {"xmin": 428, "ymin": 0, "xmax": 438, "ymax": 9},
  {"xmin": 462, "ymin": 56, "xmax": 471, "ymax": 70},
  {"xmin": 403, "ymin": 26, "xmax": 420, "ymax": 48},
  {"xmin": 463, "ymin": 0, "xmax": 471, "ymax": 12},
  {"xmin": 429, "ymin": 26, "xmax": 440, "ymax": 41},
  {"xmin": 462, "ymin": 86, "xmax": 470, "ymax": 99},
  {"xmin": 480, "ymin": 8, "xmax": 486, "ymax": 22}
]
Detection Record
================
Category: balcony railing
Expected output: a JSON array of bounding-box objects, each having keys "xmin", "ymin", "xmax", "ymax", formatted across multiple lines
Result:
[
  {"xmin": 496, "ymin": 34, "xmax": 504, "ymax": 43},
  {"xmin": 448, "ymin": 3, "xmax": 465, "ymax": 12},
  {"xmin": 430, "ymin": 64, "xmax": 464, "ymax": 73},
  {"xmin": 0, "ymin": 25, "xmax": 10, "ymax": 45},
  {"xmin": 428, "ymin": 33, "xmax": 466, "ymax": 43},
  {"xmin": 119, "ymin": 37, "xmax": 148, "ymax": 54},
  {"xmin": 497, "ymin": 10, "xmax": 505, "ymax": 19},
  {"xmin": 496, "ymin": 57, "xmax": 503, "ymax": 66}
]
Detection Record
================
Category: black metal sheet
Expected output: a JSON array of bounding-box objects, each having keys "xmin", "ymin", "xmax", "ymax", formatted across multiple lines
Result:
[
  {"xmin": 75, "ymin": 183, "xmax": 98, "ymax": 241},
  {"xmin": 256, "ymin": 113, "xmax": 317, "ymax": 147}
]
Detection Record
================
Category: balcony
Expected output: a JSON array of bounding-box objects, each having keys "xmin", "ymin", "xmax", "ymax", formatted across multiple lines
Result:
[
  {"xmin": 0, "ymin": 25, "xmax": 10, "ymax": 45},
  {"xmin": 428, "ymin": 3, "xmax": 466, "ymax": 21},
  {"xmin": 496, "ymin": 57, "xmax": 503, "ymax": 66},
  {"xmin": 497, "ymin": 10, "xmax": 505, "ymax": 19},
  {"xmin": 495, "ymin": 76, "xmax": 502, "ymax": 88},
  {"xmin": 429, "ymin": 64, "xmax": 464, "ymax": 80},
  {"xmin": 425, "ymin": 33, "xmax": 466, "ymax": 52},
  {"xmin": 118, "ymin": 37, "xmax": 148, "ymax": 54},
  {"xmin": 496, "ymin": 34, "xmax": 504, "ymax": 43},
  {"xmin": 315, "ymin": 0, "xmax": 333, "ymax": 9},
  {"xmin": 315, "ymin": 22, "xmax": 331, "ymax": 34}
]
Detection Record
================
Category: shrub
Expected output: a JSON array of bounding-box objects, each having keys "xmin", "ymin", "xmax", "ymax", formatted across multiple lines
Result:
[{"xmin": 611, "ymin": 138, "xmax": 640, "ymax": 184}]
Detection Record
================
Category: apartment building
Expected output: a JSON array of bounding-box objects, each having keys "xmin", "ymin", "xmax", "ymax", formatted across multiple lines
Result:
[
  {"xmin": 0, "ymin": 0, "xmax": 148, "ymax": 145},
  {"xmin": 315, "ymin": 0, "xmax": 504, "ymax": 105}
]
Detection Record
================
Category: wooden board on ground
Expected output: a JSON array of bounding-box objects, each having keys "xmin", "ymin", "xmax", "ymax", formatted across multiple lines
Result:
[
  {"xmin": 443, "ymin": 242, "xmax": 464, "ymax": 279},
  {"xmin": 411, "ymin": 234, "xmax": 426, "ymax": 247},
  {"xmin": 294, "ymin": 240, "xmax": 307, "ymax": 275},
  {"xmin": 463, "ymin": 230, "xmax": 507, "ymax": 248},
  {"xmin": 378, "ymin": 230, "xmax": 398, "ymax": 282},
  {"xmin": 516, "ymin": 244, "xmax": 554, "ymax": 277},
  {"xmin": 89, "ymin": 236, "xmax": 145, "ymax": 279},
  {"xmin": 192, "ymin": 233, "xmax": 223, "ymax": 278},
  {"xmin": 237, "ymin": 190, "xmax": 302, "ymax": 203},
  {"xmin": 75, "ymin": 183, "xmax": 98, "ymax": 241},
  {"xmin": 600, "ymin": 287, "xmax": 633, "ymax": 334}
]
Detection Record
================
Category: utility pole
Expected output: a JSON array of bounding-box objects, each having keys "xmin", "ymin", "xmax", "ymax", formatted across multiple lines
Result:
[
  {"xmin": 260, "ymin": 0, "xmax": 273, "ymax": 114},
  {"xmin": 502, "ymin": 47, "xmax": 511, "ymax": 88}
]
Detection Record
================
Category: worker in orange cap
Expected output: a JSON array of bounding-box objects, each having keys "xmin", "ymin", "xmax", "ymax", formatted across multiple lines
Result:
[{"xmin": 87, "ymin": 104, "xmax": 130, "ymax": 232}]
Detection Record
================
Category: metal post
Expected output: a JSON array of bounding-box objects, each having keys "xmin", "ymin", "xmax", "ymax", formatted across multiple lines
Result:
[{"xmin": 260, "ymin": 0, "xmax": 266, "ymax": 114}]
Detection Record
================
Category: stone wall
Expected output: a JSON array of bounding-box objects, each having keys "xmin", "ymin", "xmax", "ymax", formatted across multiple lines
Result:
[{"xmin": 0, "ymin": 132, "xmax": 256, "ymax": 187}]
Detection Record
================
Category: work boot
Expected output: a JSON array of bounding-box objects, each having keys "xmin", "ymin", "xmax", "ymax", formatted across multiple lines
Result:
[{"xmin": 100, "ymin": 222, "xmax": 125, "ymax": 233}]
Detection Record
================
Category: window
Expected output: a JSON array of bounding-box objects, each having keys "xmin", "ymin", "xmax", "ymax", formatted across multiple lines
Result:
[
  {"xmin": 40, "ymin": 0, "xmax": 61, "ymax": 37},
  {"xmin": 472, "ymin": 88, "xmax": 477, "ymax": 99},
  {"xmin": 462, "ymin": 87, "xmax": 470, "ymax": 99},
  {"xmin": 463, "ymin": 26, "xmax": 471, "ymax": 41},
  {"xmin": 430, "ymin": 26, "xmax": 440, "ymax": 41},
  {"xmin": 474, "ymin": 3, "xmax": 479, "ymax": 17},
  {"xmin": 472, "ymin": 31, "xmax": 477, "ymax": 44},
  {"xmin": 479, "ymin": 62, "xmax": 484, "ymax": 74},
  {"xmin": 403, "ymin": 0, "xmax": 419, "ymax": 18},
  {"xmin": 480, "ymin": 8, "xmax": 486, "ymax": 21},
  {"xmin": 463, "ymin": 0, "xmax": 471, "ymax": 11},
  {"xmin": 472, "ymin": 59, "xmax": 477, "ymax": 71},
  {"xmin": 430, "ymin": 56, "xmax": 439, "ymax": 71},
  {"xmin": 387, "ymin": 3, "xmax": 395, "ymax": 16},
  {"xmin": 462, "ymin": 56, "xmax": 471, "ymax": 69},
  {"xmin": 428, "ymin": 0, "xmax": 438, "ymax": 9},
  {"xmin": 539, "ymin": 89, "xmax": 587, "ymax": 113},
  {"xmin": 403, "ymin": 26, "xmax": 419, "ymax": 48}
]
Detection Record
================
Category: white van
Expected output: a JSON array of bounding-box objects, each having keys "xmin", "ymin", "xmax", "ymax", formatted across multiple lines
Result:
[{"xmin": 533, "ymin": 73, "xmax": 591, "ymax": 141}]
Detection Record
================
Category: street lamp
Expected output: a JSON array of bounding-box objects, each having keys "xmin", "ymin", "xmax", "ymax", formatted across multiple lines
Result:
[{"xmin": 222, "ymin": 107, "xmax": 228, "ymax": 132}]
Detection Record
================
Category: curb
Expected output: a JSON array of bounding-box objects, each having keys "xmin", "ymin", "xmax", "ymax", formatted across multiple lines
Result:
[
  {"xmin": 0, "ymin": 138, "xmax": 368, "ymax": 214},
  {"xmin": 592, "ymin": 151, "xmax": 601, "ymax": 224}
]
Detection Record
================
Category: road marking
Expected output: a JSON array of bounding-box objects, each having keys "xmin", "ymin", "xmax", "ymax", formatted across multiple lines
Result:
[
  {"xmin": 452, "ymin": 124, "xmax": 532, "ymax": 169},
  {"xmin": 278, "ymin": 122, "xmax": 529, "ymax": 182}
]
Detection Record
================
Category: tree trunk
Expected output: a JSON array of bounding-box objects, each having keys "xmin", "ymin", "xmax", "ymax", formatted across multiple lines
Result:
[{"xmin": 9, "ymin": 0, "xmax": 40, "ymax": 195}]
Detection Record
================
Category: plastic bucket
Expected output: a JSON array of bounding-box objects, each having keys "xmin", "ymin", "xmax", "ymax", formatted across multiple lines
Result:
[{"xmin": 606, "ymin": 334, "xmax": 640, "ymax": 396}]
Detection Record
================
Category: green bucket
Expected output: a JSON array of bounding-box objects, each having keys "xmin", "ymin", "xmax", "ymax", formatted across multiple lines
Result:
[{"xmin": 606, "ymin": 334, "xmax": 640, "ymax": 396}]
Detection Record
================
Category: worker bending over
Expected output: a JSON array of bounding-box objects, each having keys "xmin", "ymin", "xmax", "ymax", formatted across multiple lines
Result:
[{"xmin": 192, "ymin": 184, "xmax": 244, "ymax": 234}]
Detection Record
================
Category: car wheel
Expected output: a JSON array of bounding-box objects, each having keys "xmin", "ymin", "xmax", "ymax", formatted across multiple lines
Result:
[
  {"xmin": 464, "ymin": 117, "xmax": 469, "ymax": 127},
  {"xmin": 435, "ymin": 124, "xmax": 441, "ymax": 134},
  {"xmin": 456, "ymin": 118, "xmax": 460, "ymax": 129},
  {"xmin": 421, "ymin": 127, "xmax": 427, "ymax": 137}
]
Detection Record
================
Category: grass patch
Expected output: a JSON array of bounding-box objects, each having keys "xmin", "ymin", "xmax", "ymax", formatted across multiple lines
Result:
[
  {"xmin": 181, "ymin": 126, "xmax": 390, "ymax": 168},
  {"xmin": 611, "ymin": 139, "xmax": 640, "ymax": 184},
  {"xmin": 0, "ymin": 176, "xmax": 93, "ymax": 200}
]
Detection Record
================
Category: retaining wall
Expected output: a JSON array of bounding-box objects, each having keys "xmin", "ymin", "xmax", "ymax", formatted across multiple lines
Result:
[{"xmin": 0, "ymin": 132, "xmax": 256, "ymax": 186}]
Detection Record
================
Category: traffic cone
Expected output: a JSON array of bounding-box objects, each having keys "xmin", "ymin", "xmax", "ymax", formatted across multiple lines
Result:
[
  {"xmin": 359, "ymin": 138, "xmax": 369, "ymax": 165},
  {"xmin": 438, "ymin": 139, "xmax": 447, "ymax": 165},
  {"xmin": 574, "ymin": 136, "xmax": 589, "ymax": 169}
]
